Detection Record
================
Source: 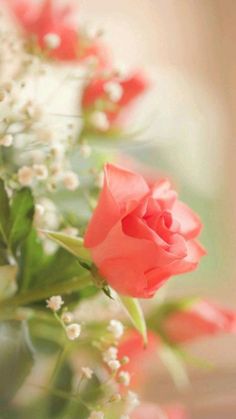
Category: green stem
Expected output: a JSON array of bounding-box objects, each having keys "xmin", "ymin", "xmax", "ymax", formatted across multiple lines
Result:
[
  {"xmin": 49, "ymin": 344, "xmax": 68, "ymax": 385},
  {"xmin": 0, "ymin": 273, "xmax": 92, "ymax": 309}
]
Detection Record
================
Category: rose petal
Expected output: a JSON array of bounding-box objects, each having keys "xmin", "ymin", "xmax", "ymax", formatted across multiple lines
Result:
[
  {"xmin": 173, "ymin": 200, "xmax": 202, "ymax": 240},
  {"xmin": 85, "ymin": 164, "xmax": 149, "ymax": 247}
]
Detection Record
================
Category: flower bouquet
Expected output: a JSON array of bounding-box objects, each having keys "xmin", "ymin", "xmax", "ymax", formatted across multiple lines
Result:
[{"xmin": 0, "ymin": 1, "xmax": 235, "ymax": 418}]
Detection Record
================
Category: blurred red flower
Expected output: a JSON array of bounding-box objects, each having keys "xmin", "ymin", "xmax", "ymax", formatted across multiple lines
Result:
[
  {"xmin": 6, "ymin": 0, "xmax": 109, "ymax": 65},
  {"xmin": 81, "ymin": 72, "xmax": 149, "ymax": 132},
  {"xmin": 163, "ymin": 299, "xmax": 236, "ymax": 343}
]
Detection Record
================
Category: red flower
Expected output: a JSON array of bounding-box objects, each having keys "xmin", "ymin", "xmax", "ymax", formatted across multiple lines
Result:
[
  {"xmin": 118, "ymin": 330, "xmax": 159, "ymax": 388},
  {"xmin": 163, "ymin": 299, "xmax": 236, "ymax": 343},
  {"xmin": 6, "ymin": 0, "xmax": 108, "ymax": 64},
  {"xmin": 81, "ymin": 72, "xmax": 148, "ymax": 131},
  {"xmin": 131, "ymin": 403, "xmax": 188, "ymax": 419},
  {"xmin": 84, "ymin": 163, "xmax": 205, "ymax": 298}
]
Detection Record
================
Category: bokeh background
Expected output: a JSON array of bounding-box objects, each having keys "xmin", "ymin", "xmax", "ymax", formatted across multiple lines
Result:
[
  {"xmin": 78, "ymin": 1, "xmax": 236, "ymax": 418},
  {"xmin": 1, "ymin": 0, "xmax": 236, "ymax": 418}
]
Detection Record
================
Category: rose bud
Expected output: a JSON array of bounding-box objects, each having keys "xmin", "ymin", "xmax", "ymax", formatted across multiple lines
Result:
[
  {"xmin": 163, "ymin": 299, "xmax": 236, "ymax": 343},
  {"xmin": 81, "ymin": 72, "xmax": 149, "ymax": 133},
  {"xmin": 84, "ymin": 163, "xmax": 205, "ymax": 298}
]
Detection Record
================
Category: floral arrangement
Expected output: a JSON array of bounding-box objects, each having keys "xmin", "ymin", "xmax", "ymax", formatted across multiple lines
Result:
[{"xmin": 0, "ymin": 1, "xmax": 235, "ymax": 418}]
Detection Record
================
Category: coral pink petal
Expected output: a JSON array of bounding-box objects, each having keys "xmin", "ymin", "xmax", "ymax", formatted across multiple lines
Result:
[{"xmin": 173, "ymin": 200, "xmax": 202, "ymax": 240}]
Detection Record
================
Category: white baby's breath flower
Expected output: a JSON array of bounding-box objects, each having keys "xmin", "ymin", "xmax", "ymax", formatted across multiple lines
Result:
[
  {"xmin": 81, "ymin": 367, "xmax": 93, "ymax": 379},
  {"xmin": 104, "ymin": 81, "xmax": 123, "ymax": 102},
  {"xmin": 120, "ymin": 356, "xmax": 130, "ymax": 365},
  {"xmin": 66, "ymin": 323, "xmax": 81, "ymax": 340},
  {"xmin": 108, "ymin": 360, "xmax": 120, "ymax": 371},
  {"xmin": 61, "ymin": 312, "xmax": 74, "ymax": 324},
  {"xmin": 89, "ymin": 411, "xmax": 104, "ymax": 419},
  {"xmin": 118, "ymin": 371, "xmax": 130, "ymax": 386},
  {"xmin": 103, "ymin": 346, "xmax": 118, "ymax": 364},
  {"xmin": 18, "ymin": 166, "xmax": 34, "ymax": 186},
  {"xmin": 44, "ymin": 33, "xmax": 61, "ymax": 49},
  {"xmin": 33, "ymin": 164, "xmax": 48, "ymax": 180},
  {"xmin": 90, "ymin": 111, "xmax": 109, "ymax": 131},
  {"xmin": 34, "ymin": 204, "xmax": 45, "ymax": 224},
  {"xmin": 0, "ymin": 134, "xmax": 13, "ymax": 147},
  {"xmin": 63, "ymin": 171, "xmax": 80, "ymax": 191},
  {"xmin": 46, "ymin": 295, "xmax": 64, "ymax": 312},
  {"xmin": 125, "ymin": 391, "xmax": 140, "ymax": 412},
  {"xmin": 108, "ymin": 319, "xmax": 124, "ymax": 340}
]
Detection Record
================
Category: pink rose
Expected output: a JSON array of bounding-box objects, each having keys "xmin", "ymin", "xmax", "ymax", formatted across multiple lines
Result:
[
  {"xmin": 163, "ymin": 299, "xmax": 236, "ymax": 343},
  {"xmin": 84, "ymin": 163, "xmax": 205, "ymax": 298},
  {"xmin": 6, "ymin": 0, "xmax": 109, "ymax": 65},
  {"xmin": 131, "ymin": 403, "xmax": 188, "ymax": 419}
]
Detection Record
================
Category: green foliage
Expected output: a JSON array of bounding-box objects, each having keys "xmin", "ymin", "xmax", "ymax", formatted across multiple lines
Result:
[
  {"xmin": 119, "ymin": 295, "xmax": 147, "ymax": 345},
  {"xmin": 9, "ymin": 188, "xmax": 35, "ymax": 252},
  {"xmin": 0, "ymin": 321, "xmax": 34, "ymax": 406},
  {"xmin": 45, "ymin": 231, "xmax": 91, "ymax": 263},
  {"xmin": 0, "ymin": 181, "xmax": 34, "ymax": 253}
]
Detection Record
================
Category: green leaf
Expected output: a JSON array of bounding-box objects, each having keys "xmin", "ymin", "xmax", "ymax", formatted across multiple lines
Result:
[
  {"xmin": 0, "ymin": 179, "xmax": 10, "ymax": 244},
  {"xmin": 18, "ymin": 229, "xmax": 45, "ymax": 291},
  {"xmin": 9, "ymin": 188, "xmax": 34, "ymax": 251},
  {"xmin": 119, "ymin": 296, "xmax": 147, "ymax": 345},
  {"xmin": 45, "ymin": 231, "xmax": 91, "ymax": 263},
  {"xmin": 0, "ymin": 320, "xmax": 34, "ymax": 405}
]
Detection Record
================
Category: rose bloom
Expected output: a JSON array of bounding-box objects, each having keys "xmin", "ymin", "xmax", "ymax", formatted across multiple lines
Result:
[
  {"xmin": 84, "ymin": 163, "xmax": 205, "ymax": 298},
  {"xmin": 6, "ymin": 0, "xmax": 108, "ymax": 64},
  {"xmin": 163, "ymin": 299, "xmax": 236, "ymax": 343},
  {"xmin": 131, "ymin": 403, "xmax": 188, "ymax": 419},
  {"xmin": 81, "ymin": 72, "xmax": 148, "ymax": 131}
]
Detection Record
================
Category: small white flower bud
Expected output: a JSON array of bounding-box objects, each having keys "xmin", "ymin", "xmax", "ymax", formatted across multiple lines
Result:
[
  {"xmin": 107, "ymin": 319, "xmax": 124, "ymax": 340},
  {"xmin": 63, "ymin": 171, "xmax": 80, "ymax": 191},
  {"xmin": 46, "ymin": 295, "xmax": 64, "ymax": 312},
  {"xmin": 81, "ymin": 367, "xmax": 93, "ymax": 379},
  {"xmin": 61, "ymin": 312, "xmax": 74, "ymax": 324},
  {"xmin": 103, "ymin": 346, "xmax": 118, "ymax": 364},
  {"xmin": 89, "ymin": 412, "xmax": 104, "ymax": 419},
  {"xmin": 66, "ymin": 323, "xmax": 81, "ymax": 340},
  {"xmin": 0, "ymin": 134, "xmax": 13, "ymax": 147},
  {"xmin": 34, "ymin": 204, "xmax": 45, "ymax": 224},
  {"xmin": 125, "ymin": 391, "xmax": 140, "ymax": 411},
  {"xmin": 33, "ymin": 164, "xmax": 48, "ymax": 180},
  {"xmin": 18, "ymin": 166, "xmax": 34, "ymax": 186},
  {"xmin": 118, "ymin": 371, "xmax": 130, "ymax": 386},
  {"xmin": 108, "ymin": 360, "xmax": 120, "ymax": 371},
  {"xmin": 104, "ymin": 81, "xmax": 123, "ymax": 102},
  {"xmin": 44, "ymin": 33, "xmax": 61, "ymax": 49},
  {"xmin": 90, "ymin": 111, "xmax": 109, "ymax": 131},
  {"xmin": 120, "ymin": 356, "xmax": 130, "ymax": 365}
]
